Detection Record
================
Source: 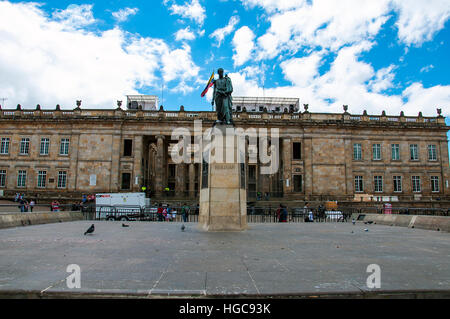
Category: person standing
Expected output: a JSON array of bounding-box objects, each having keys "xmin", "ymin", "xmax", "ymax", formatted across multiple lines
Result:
[
  {"xmin": 18, "ymin": 197, "xmax": 25, "ymax": 213},
  {"xmin": 181, "ymin": 203, "xmax": 190, "ymax": 223},
  {"xmin": 281, "ymin": 205, "xmax": 288, "ymax": 223},
  {"xmin": 51, "ymin": 200, "xmax": 60, "ymax": 212},
  {"xmin": 29, "ymin": 199, "xmax": 35, "ymax": 213},
  {"xmin": 157, "ymin": 203, "xmax": 163, "ymax": 221}
]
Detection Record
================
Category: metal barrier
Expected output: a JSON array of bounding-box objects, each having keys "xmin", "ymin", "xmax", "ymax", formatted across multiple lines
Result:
[
  {"xmin": 246, "ymin": 206, "xmax": 352, "ymax": 223},
  {"xmin": 1, "ymin": 202, "xmax": 448, "ymax": 224},
  {"xmin": 81, "ymin": 204, "xmax": 199, "ymax": 222}
]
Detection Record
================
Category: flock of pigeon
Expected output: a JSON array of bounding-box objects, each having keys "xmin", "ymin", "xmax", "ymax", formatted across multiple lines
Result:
[{"xmin": 83, "ymin": 223, "xmax": 186, "ymax": 235}]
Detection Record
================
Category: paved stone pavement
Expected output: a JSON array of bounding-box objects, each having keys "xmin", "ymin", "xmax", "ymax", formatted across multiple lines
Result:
[{"xmin": 0, "ymin": 221, "xmax": 449, "ymax": 297}]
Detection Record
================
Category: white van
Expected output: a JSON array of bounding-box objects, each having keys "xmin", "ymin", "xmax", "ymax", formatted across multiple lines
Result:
[{"xmin": 95, "ymin": 192, "xmax": 147, "ymax": 220}]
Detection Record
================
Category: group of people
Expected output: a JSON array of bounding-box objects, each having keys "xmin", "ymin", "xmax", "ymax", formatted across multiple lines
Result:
[
  {"xmin": 156, "ymin": 203, "xmax": 191, "ymax": 222},
  {"xmin": 15, "ymin": 193, "xmax": 35, "ymax": 213},
  {"xmin": 14, "ymin": 193, "xmax": 63, "ymax": 213},
  {"xmin": 256, "ymin": 192, "xmax": 270, "ymax": 201},
  {"xmin": 275, "ymin": 202, "xmax": 325, "ymax": 223}
]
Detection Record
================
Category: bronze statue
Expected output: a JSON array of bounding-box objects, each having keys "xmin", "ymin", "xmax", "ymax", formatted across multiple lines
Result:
[{"xmin": 211, "ymin": 68, "xmax": 233, "ymax": 125}]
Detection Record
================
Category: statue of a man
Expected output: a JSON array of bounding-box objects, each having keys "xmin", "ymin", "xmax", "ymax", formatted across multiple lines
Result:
[{"xmin": 211, "ymin": 68, "xmax": 233, "ymax": 125}]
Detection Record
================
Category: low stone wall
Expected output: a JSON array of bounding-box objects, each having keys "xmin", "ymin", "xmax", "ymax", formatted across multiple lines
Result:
[
  {"xmin": 0, "ymin": 211, "xmax": 84, "ymax": 229},
  {"xmin": 359, "ymin": 214, "xmax": 450, "ymax": 232}
]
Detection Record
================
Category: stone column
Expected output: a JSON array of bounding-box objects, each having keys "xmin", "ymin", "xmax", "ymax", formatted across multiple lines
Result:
[
  {"xmin": 344, "ymin": 138, "xmax": 353, "ymax": 198},
  {"xmin": 176, "ymin": 164, "xmax": 186, "ymax": 197},
  {"xmin": 439, "ymin": 140, "xmax": 450, "ymax": 196},
  {"xmin": 155, "ymin": 135, "xmax": 165, "ymax": 196},
  {"xmin": 189, "ymin": 163, "xmax": 195, "ymax": 198},
  {"xmin": 133, "ymin": 135, "xmax": 143, "ymax": 192},
  {"xmin": 282, "ymin": 137, "xmax": 292, "ymax": 197},
  {"xmin": 303, "ymin": 137, "xmax": 313, "ymax": 200},
  {"xmin": 110, "ymin": 134, "xmax": 121, "ymax": 192}
]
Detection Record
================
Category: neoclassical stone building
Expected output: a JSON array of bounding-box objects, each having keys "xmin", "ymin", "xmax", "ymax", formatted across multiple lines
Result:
[{"xmin": 0, "ymin": 98, "xmax": 448, "ymax": 203}]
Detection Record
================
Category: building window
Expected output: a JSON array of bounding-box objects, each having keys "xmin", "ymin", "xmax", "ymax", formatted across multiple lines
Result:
[
  {"xmin": 17, "ymin": 170, "xmax": 27, "ymax": 188},
  {"xmin": 40, "ymin": 138, "xmax": 50, "ymax": 155},
  {"xmin": 57, "ymin": 171, "xmax": 67, "ymax": 188},
  {"xmin": 374, "ymin": 176, "xmax": 383, "ymax": 192},
  {"xmin": 412, "ymin": 176, "xmax": 421, "ymax": 192},
  {"xmin": 431, "ymin": 176, "xmax": 439, "ymax": 192},
  {"xmin": 353, "ymin": 143, "xmax": 362, "ymax": 160},
  {"xmin": 391, "ymin": 144, "xmax": 400, "ymax": 160},
  {"xmin": 0, "ymin": 138, "xmax": 10, "ymax": 154},
  {"xmin": 410, "ymin": 144, "xmax": 419, "ymax": 160},
  {"xmin": 37, "ymin": 170, "xmax": 47, "ymax": 188},
  {"xmin": 248, "ymin": 165, "xmax": 256, "ymax": 181},
  {"xmin": 121, "ymin": 173, "xmax": 131, "ymax": 190},
  {"xmin": 293, "ymin": 175, "xmax": 302, "ymax": 192},
  {"xmin": 293, "ymin": 142, "xmax": 301, "ymax": 160},
  {"xmin": 168, "ymin": 164, "xmax": 176, "ymax": 178},
  {"xmin": 60, "ymin": 138, "xmax": 70, "ymax": 155},
  {"xmin": 123, "ymin": 139, "xmax": 133, "ymax": 156},
  {"xmin": 20, "ymin": 138, "xmax": 30, "ymax": 155},
  {"xmin": 354, "ymin": 176, "xmax": 363, "ymax": 192},
  {"xmin": 372, "ymin": 144, "xmax": 381, "ymax": 160},
  {"xmin": 427, "ymin": 145, "xmax": 437, "ymax": 161},
  {"xmin": 393, "ymin": 176, "xmax": 402, "ymax": 192},
  {"xmin": 0, "ymin": 170, "xmax": 6, "ymax": 187}
]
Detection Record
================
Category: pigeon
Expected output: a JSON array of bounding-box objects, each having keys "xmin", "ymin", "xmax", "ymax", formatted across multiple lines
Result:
[
  {"xmin": 84, "ymin": 224, "xmax": 95, "ymax": 235},
  {"xmin": 122, "ymin": 223, "xmax": 129, "ymax": 227},
  {"xmin": 364, "ymin": 228, "xmax": 369, "ymax": 232},
  {"xmin": 181, "ymin": 224, "xmax": 185, "ymax": 232}
]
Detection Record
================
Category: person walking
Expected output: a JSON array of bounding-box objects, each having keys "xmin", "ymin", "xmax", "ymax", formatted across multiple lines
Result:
[
  {"xmin": 29, "ymin": 199, "xmax": 35, "ymax": 213},
  {"xmin": 181, "ymin": 203, "xmax": 190, "ymax": 223}
]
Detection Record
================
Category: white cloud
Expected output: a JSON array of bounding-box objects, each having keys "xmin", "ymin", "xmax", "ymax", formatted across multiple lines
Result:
[
  {"xmin": 161, "ymin": 44, "xmax": 200, "ymax": 83},
  {"xmin": 241, "ymin": 0, "xmax": 305, "ymax": 13},
  {"xmin": 402, "ymin": 83, "xmax": 450, "ymax": 116},
  {"xmin": 369, "ymin": 65, "xmax": 396, "ymax": 93},
  {"xmin": 52, "ymin": 4, "xmax": 96, "ymax": 29},
  {"xmin": 112, "ymin": 7, "xmax": 139, "ymax": 23},
  {"xmin": 0, "ymin": 1, "xmax": 201, "ymax": 109},
  {"xmin": 245, "ymin": 0, "xmax": 450, "ymax": 60},
  {"xmin": 420, "ymin": 64, "xmax": 435, "ymax": 73},
  {"xmin": 232, "ymin": 26, "xmax": 255, "ymax": 67},
  {"xmin": 229, "ymin": 42, "xmax": 450, "ymax": 116},
  {"xmin": 209, "ymin": 16, "xmax": 240, "ymax": 46},
  {"xmin": 254, "ymin": 0, "xmax": 391, "ymax": 59},
  {"xmin": 167, "ymin": 0, "xmax": 206, "ymax": 25},
  {"xmin": 392, "ymin": 0, "xmax": 450, "ymax": 46},
  {"xmin": 174, "ymin": 27, "xmax": 196, "ymax": 41},
  {"xmin": 280, "ymin": 51, "xmax": 323, "ymax": 87}
]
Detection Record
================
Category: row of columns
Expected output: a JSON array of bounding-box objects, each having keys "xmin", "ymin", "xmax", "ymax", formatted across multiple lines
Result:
[{"xmin": 148, "ymin": 135, "xmax": 291, "ymax": 198}]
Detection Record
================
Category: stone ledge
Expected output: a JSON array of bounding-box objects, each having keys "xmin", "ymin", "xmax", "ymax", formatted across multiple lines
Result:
[
  {"xmin": 358, "ymin": 213, "xmax": 450, "ymax": 232},
  {"xmin": 0, "ymin": 211, "xmax": 84, "ymax": 229}
]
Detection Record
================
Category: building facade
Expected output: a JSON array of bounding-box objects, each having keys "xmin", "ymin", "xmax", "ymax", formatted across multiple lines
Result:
[{"xmin": 0, "ymin": 101, "xmax": 449, "ymax": 202}]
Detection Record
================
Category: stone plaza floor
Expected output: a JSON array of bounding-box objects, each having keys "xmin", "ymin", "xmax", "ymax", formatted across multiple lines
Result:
[{"xmin": 0, "ymin": 221, "xmax": 449, "ymax": 297}]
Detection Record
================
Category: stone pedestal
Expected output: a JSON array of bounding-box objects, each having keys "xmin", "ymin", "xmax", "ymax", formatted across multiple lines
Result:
[{"xmin": 198, "ymin": 125, "xmax": 247, "ymax": 231}]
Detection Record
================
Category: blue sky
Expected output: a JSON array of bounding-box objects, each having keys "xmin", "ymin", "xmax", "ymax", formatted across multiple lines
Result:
[{"xmin": 0, "ymin": 0, "xmax": 449, "ymax": 121}]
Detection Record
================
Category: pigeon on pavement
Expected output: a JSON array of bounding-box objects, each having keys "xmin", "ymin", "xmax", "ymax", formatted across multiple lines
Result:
[
  {"xmin": 122, "ymin": 223, "xmax": 129, "ymax": 227},
  {"xmin": 84, "ymin": 224, "xmax": 95, "ymax": 235},
  {"xmin": 181, "ymin": 224, "xmax": 185, "ymax": 232}
]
